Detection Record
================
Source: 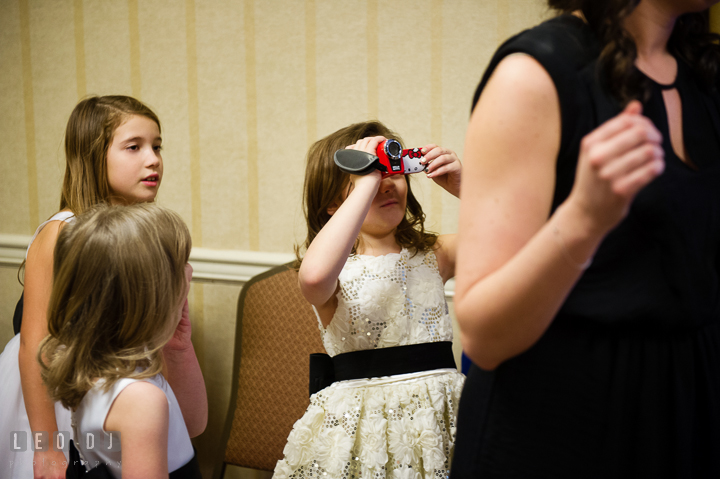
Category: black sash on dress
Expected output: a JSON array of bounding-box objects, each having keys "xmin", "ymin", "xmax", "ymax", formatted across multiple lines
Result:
[
  {"xmin": 309, "ymin": 341, "xmax": 457, "ymax": 396},
  {"xmin": 13, "ymin": 292, "xmax": 23, "ymax": 335},
  {"xmin": 65, "ymin": 440, "xmax": 201, "ymax": 479},
  {"xmin": 66, "ymin": 440, "xmax": 112, "ymax": 479}
]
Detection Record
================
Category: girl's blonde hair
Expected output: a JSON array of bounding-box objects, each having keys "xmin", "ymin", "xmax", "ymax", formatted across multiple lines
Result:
[
  {"xmin": 39, "ymin": 203, "xmax": 191, "ymax": 410},
  {"xmin": 296, "ymin": 120, "xmax": 436, "ymax": 264},
  {"xmin": 61, "ymin": 95, "xmax": 161, "ymax": 215}
]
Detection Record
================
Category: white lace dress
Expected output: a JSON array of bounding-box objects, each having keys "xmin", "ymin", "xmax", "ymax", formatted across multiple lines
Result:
[{"xmin": 273, "ymin": 248, "xmax": 465, "ymax": 479}]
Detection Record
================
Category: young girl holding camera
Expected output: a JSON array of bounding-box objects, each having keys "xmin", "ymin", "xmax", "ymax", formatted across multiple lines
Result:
[
  {"xmin": 273, "ymin": 121, "xmax": 465, "ymax": 479},
  {"xmin": 39, "ymin": 203, "xmax": 201, "ymax": 479},
  {"xmin": 0, "ymin": 96, "xmax": 206, "ymax": 479}
]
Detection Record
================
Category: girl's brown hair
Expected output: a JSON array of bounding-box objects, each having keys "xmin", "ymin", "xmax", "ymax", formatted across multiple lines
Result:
[
  {"xmin": 61, "ymin": 95, "xmax": 161, "ymax": 215},
  {"xmin": 548, "ymin": 0, "xmax": 720, "ymax": 104},
  {"xmin": 296, "ymin": 121, "xmax": 437, "ymax": 264},
  {"xmin": 18, "ymin": 96, "xmax": 160, "ymax": 286},
  {"xmin": 39, "ymin": 203, "xmax": 191, "ymax": 410}
]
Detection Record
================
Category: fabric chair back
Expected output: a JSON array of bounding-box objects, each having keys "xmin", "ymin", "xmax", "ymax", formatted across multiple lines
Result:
[{"xmin": 217, "ymin": 263, "xmax": 326, "ymax": 475}]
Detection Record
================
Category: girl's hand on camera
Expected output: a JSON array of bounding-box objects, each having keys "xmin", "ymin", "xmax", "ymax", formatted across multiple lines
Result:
[
  {"xmin": 345, "ymin": 136, "xmax": 385, "ymax": 192},
  {"xmin": 568, "ymin": 100, "xmax": 664, "ymax": 235},
  {"xmin": 422, "ymin": 144, "xmax": 462, "ymax": 197},
  {"xmin": 346, "ymin": 135, "xmax": 386, "ymax": 155}
]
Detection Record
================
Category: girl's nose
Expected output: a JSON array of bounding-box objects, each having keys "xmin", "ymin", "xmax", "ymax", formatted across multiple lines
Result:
[
  {"xmin": 146, "ymin": 148, "xmax": 161, "ymax": 167},
  {"xmin": 380, "ymin": 177, "xmax": 396, "ymax": 193}
]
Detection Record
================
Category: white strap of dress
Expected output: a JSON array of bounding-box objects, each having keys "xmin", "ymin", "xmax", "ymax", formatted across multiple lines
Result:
[{"xmin": 25, "ymin": 211, "xmax": 75, "ymax": 259}]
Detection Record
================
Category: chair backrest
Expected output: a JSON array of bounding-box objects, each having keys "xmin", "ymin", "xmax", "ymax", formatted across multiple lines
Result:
[{"xmin": 217, "ymin": 263, "xmax": 326, "ymax": 475}]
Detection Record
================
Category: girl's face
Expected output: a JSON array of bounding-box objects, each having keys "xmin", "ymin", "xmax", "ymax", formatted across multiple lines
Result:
[
  {"xmin": 106, "ymin": 115, "xmax": 163, "ymax": 205},
  {"xmin": 361, "ymin": 175, "xmax": 408, "ymax": 237}
]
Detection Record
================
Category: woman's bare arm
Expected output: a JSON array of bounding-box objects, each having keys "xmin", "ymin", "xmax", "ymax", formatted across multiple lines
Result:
[{"xmin": 455, "ymin": 54, "xmax": 664, "ymax": 370}]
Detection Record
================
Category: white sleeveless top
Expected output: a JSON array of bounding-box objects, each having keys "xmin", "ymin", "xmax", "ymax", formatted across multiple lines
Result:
[
  {"xmin": 73, "ymin": 374, "xmax": 194, "ymax": 478},
  {"xmin": 26, "ymin": 211, "xmax": 75, "ymax": 257}
]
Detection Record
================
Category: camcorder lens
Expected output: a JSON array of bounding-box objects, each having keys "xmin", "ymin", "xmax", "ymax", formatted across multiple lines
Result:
[{"xmin": 386, "ymin": 140, "xmax": 402, "ymax": 160}]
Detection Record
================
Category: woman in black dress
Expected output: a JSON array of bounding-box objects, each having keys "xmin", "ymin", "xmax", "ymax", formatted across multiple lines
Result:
[{"xmin": 453, "ymin": 1, "xmax": 720, "ymax": 477}]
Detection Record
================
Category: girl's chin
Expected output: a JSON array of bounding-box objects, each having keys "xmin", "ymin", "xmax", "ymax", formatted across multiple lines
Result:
[
  {"xmin": 363, "ymin": 221, "xmax": 403, "ymax": 236},
  {"xmin": 109, "ymin": 193, "xmax": 158, "ymax": 205}
]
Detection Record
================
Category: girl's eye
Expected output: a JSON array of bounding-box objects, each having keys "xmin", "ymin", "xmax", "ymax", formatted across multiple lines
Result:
[
  {"xmin": 154, "ymin": 145, "xmax": 163, "ymax": 152},
  {"xmin": 126, "ymin": 145, "xmax": 139, "ymax": 151}
]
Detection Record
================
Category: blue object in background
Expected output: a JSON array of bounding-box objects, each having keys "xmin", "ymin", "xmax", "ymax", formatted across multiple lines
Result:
[{"xmin": 461, "ymin": 352, "xmax": 472, "ymax": 375}]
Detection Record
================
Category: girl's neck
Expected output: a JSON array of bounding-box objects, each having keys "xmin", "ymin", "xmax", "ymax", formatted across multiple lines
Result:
[
  {"xmin": 356, "ymin": 231, "xmax": 401, "ymax": 256},
  {"xmin": 625, "ymin": 1, "xmax": 679, "ymax": 82}
]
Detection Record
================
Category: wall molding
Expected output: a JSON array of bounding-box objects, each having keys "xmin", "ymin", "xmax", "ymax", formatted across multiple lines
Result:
[{"xmin": 0, "ymin": 233, "xmax": 454, "ymax": 296}]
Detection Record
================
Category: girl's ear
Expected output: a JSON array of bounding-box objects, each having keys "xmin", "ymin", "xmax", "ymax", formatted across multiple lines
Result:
[
  {"xmin": 328, "ymin": 181, "xmax": 351, "ymax": 216},
  {"xmin": 326, "ymin": 199, "xmax": 341, "ymax": 216}
]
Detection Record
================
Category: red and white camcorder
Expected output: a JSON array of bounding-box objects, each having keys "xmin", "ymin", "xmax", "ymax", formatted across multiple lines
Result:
[{"xmin": 333, "ymin": 139, "xmax": 426, "ymax": 178}]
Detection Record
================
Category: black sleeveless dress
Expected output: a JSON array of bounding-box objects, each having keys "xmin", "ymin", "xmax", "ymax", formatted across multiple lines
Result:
[{"xmin": 451, "ymin": 15, "xmax": 720, "ymax": 479}]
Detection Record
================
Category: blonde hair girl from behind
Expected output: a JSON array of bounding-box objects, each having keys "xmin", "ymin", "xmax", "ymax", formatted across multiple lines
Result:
[
  {"xmin": 40, "ymin": 203, "xmax": 202, "ymax": 478},
  {"xmin": 39, "ymin": 202, "xmax": 191, "ymax": 410}
]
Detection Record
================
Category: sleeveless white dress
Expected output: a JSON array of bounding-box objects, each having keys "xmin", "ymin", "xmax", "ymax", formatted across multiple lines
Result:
[
  {"xmin": 273, "ymin": 248, "xmax": 465, "ymax": 479},
  {"xmin": 72, "ymin": 373, "xmax": 195, "ymax": 478},
  {"xmin": 0, "ymin": 211, "xmax": 75, "ymax": 479}
]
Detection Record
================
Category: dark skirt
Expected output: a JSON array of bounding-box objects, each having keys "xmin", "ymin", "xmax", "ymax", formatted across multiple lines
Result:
[{"xmin": 450, "ymin": 319, "xmax": 720, "ymax": 479}]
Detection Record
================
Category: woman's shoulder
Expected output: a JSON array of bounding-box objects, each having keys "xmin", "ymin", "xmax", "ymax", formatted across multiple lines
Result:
[
  {"xmin": 502, "ymin": 14, "xmax": 596, "ymax": 64},
  {"xmin": 473, "ymin": 14, "xmax": 598, "ymax": 110}
]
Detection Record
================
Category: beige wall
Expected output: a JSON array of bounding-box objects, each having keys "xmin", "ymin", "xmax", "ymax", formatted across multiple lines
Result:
[{"xmin": 0, "ymin": 1, "xmax": 554, "ymax": 477}]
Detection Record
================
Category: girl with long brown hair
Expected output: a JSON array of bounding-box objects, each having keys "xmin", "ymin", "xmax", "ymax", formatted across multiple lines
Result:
[
  {"xmin": 273, "ymin": 121, "xmax": 465, "ymax": 479},
  {"xmin": 452, "ymin": 0, "xmax": 720, "ymax": 476}
]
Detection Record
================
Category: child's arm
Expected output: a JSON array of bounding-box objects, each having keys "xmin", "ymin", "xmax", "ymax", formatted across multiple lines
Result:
[
  {"xmin": 421, "ymin": 144, "xmax": 462, "ymax": 198},
  {"xmin": 298, "ymin": 136, "xmax": 385, "ymax": 312},
  {"xmin": 105, "ymin": 381, "xmax": 169, "ymax": 479},
  {"xmin": 420, "ymin": 145, "xmax": 462, "ymax": 282},
  {"xmin": 19, "ymin": 221, "xmax": 68, "ymax": 479},
  {"xmin": 162, "ymin": 299, "xmax": 207, "ymax": 438},
  {"xmin": 162, "ymin": 265, "xmax": 208, "ymax": 438},
  {"xmin": 433, "ymin": 234, "xmax": 457, "ymax": 284}
]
